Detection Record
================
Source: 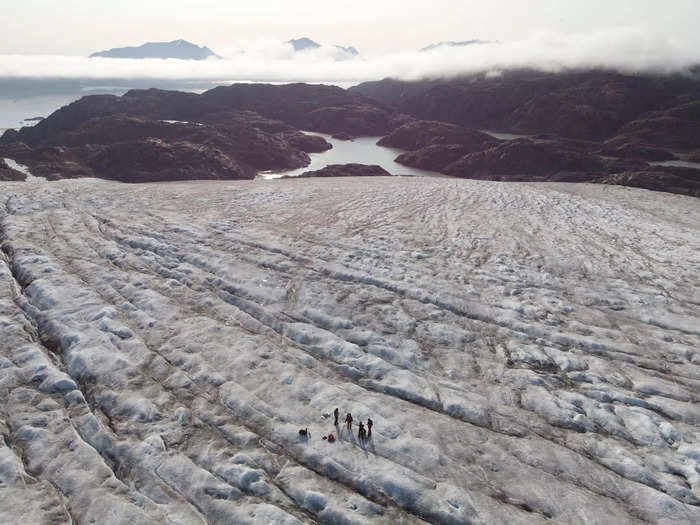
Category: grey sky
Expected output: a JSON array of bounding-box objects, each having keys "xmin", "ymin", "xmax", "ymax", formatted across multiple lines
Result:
[{"xmin": 3, "ymin": 0, "xmax": 700, "ymax": 56}]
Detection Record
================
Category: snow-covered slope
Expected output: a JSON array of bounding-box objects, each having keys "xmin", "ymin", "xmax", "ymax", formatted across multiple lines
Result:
[{"xmin": 0, "ymin": 177, "xmax": 698, "ymax": 524}]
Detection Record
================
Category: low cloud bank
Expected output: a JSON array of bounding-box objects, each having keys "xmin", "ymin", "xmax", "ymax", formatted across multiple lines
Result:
[{"xmin": 1, "ymin": 29, "xmax": 699, "ymax": 84}]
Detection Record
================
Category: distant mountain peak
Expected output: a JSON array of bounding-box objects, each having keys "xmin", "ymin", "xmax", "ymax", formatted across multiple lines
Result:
[
  {"xmin": 286, "ymin": 37, "xmax": 360, "ymax": 60},
  {"xmin": 287, "ymin": 37, "xmax": 321, "ymax": 52},
  {"xmin": 335, "ymin": 45, "xmax": 359, "ymax": 56},
  {"xmin": 90, "ymin": 40, "xmax": 219, "ymax": 60},
  {"xmin": 420, "ymin": 40, "xmax": 489, "ymax": 52}
]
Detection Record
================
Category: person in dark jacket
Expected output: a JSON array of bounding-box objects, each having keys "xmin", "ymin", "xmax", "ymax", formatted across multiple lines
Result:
[
  {"xmin": 334, "ymin": 407, "xmax": 339, "ymax": 426},
  {"xmin": 358, "ymin": 421, "xmax": 366, "ymax": 441},
  {"xmin": 345, "ymin": 412, "xmax": 353, "ymax": 432},
  {"xmin": 367, "ymin": 417, "xmax": 373, "ymax": 439}
]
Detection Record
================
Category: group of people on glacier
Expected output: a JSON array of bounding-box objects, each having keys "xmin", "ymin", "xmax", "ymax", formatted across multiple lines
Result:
[
  {"xmin": 301, "ymin": 407, "xmax": 374, "ymax": 444},
  {"xmin": 337, "ymin": 407, "xmax": 373, "ymax": 442}
]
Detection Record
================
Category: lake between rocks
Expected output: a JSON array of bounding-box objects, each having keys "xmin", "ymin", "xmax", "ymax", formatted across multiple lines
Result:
[{"xmin": 261, "ymin": 133, "xmax": 445, "ymax": 179}]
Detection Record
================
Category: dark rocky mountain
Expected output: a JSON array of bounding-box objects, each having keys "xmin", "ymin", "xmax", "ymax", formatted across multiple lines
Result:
[
  {"xmin": 2, "ymin": 83, "xmax": 391, "ymax": 147},
  {"xmin": 2, "ymin": 71, "xmax": 698, "ymax": 196},
  {"xmin": 391, "ymin": 133, "xmax": 699, "ymax": 197},
  {"xmin": 295, "ymin": 164, "xmax": 391, "ymax": 178},
  {"xmin": 200, "ymin": 83, "xmax": 391, "ymax": 135},
  {"xmin": 420, "ymin": 40, "xmax": 488, "ymax": 52},
  {"xmin": 351, "ymin": 70, "xmax": 700, "ymax": 143},
  {"xmin": 377, "ymin": 120, "xmax": 496, "ymax": 151},
  {"xmin": 0, "ymin": 112, "xmax": 311, "ymax": 182},
  {"xmin": 0, "ymin": 82, "xmax": 394, "ymax": 181},
  {"xmin": 90, "ymin": 39, "xmax": 219, "ymax": 60},
  {"xmin": 349, "ymin": 69, "xmax": 700, "ymax": 196}
]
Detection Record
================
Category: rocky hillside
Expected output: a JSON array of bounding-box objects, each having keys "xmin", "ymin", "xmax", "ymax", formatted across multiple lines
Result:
[
  {"xmin": 0, "ymin": 83, "xmax": 393, "ymax": 182},
  {"xmin": 352, "ymin": 71, "xmax": 700, "ymax": 196},
  {"xmin": 351, "ymin": 70, "xmax": 700, "ymax": 143},
  {"xmin": 1, "ymin": 71, "xmax": 698, "ymax": 193}
]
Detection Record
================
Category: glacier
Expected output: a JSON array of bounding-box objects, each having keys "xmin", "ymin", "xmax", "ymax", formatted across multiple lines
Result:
[{"xmin": 0, "ymin": 176, "xmax": 698, "ymax": 524}]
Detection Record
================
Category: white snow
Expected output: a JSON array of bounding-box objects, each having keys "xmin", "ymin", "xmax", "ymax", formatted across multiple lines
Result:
[
  {"xmin": 0, "ymin": 176, "xmax": 698, "ymax": 524},
  {"xmin": 3, "ymin": 157, "xmax": 47, "ymax": 182}
]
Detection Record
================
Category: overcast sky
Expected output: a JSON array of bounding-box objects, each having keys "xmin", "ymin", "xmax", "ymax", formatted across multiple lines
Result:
[{"xmin": 3, "ymin": 0, "xmax": 700, "ymax": 56}]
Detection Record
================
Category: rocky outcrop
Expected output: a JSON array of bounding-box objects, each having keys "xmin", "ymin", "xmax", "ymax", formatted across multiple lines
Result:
[
  {"xmin": 201, "ymin": 83, "xmax": 393, "ymax": 135},
  {"xmin": 605, "ymin": 101, "xmax": 700, "ymax": 152},
  {"xmin": 597, "ymin": 142, "xmax": 675, "ymax": 162},
  {"xmin": 351, "ymin": 70, "xmax": 700, "ymax": 143},
  {"xmin": 0, "ymin": 129, "xmax": 21, "ymax": 145},
  {"xmin": 295, "ymin": 163, "xmax": 391, "ymax": 178},
  {"xmin": 3, "ymin": 83, "xmax": 390, "ymax": 148},
  {"xmin": 0, "ymin": 142, "xmax": 94, "ymax": 180},
  {"xmin": 377, "ymin": 120, "xmax": 496, "ymax": 151},
  {"xmin": 442, "ymin": 138, "xmax": 607, "ymax": 179},
  {"xmin": 0, "ymin": 110, "xmax": 329, "ymax": 182},
  {"xmin": 331, "ymin": 132, "xmax": 354, "ymax": 141},
  {"xmin": 598, "ymin": 168, "xmax": 700, "ymax": 198},
  {"xmin": 88, "ymin": 138, "xmax": 255, "ymax": 182},
  {"xmin": 391, "ymin": 134, "xmax": 700, "ymax": 197},
  {"xmin": 0, "ymin": 159, "xmax": 25, "ymax": 181},
  {"xmin": 276, "ymin": 131, "xmax": 333, "ymax": 153},
  {"xmin": 0, "ymin": 84, "xmax": 381, "ymax": 181},
  {"xmin": 395, "ymin": 144, "xmax": 478, "ymax": 171},
  {"xmin": 0, "ymin": 83, "xmax": 390, "ymax": 183}
]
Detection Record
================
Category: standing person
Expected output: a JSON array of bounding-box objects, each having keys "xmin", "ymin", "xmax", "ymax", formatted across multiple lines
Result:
[
  {"xmin": 367, "ymin": 417, "xmax": 373, "ymax": 439},
  {"xmin": 358, "ymin": 421, "xmax": 366, "ymax": 442},
  {"xmin": 345, "ymin": 412, "xmax": 353, "ymax": 432},
  {"xmin": 334, "ymin": 407, "xmax": 339, "ymax": 426}
]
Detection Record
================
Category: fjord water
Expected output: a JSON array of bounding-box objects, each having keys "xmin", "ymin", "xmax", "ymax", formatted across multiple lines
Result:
[
  {"xmin": 651, "ymin": 159, "xmax": 700, "ymax": 170},
  {"xmin": 262, "ymin": 132, "xmax": 445, "ymax": 178}
]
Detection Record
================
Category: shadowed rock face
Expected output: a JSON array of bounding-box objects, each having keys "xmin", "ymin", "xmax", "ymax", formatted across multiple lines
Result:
[
  {"xmin": 295, "ymin": 163, "xmax": 392, "ymax": 178},
  {"xmin": 377, "ymin": 120, "xmax": 497, "ymax": 151}
]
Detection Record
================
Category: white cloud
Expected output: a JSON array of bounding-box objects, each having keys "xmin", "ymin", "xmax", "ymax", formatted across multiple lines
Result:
[{"xmin": 0, "ymin": 29, "xmax": 698, "ymax": 85}]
